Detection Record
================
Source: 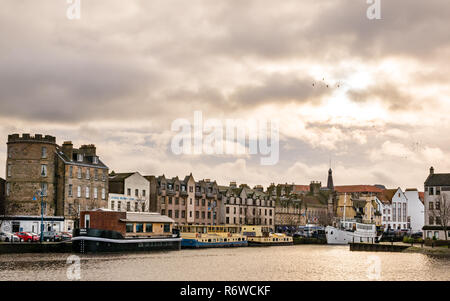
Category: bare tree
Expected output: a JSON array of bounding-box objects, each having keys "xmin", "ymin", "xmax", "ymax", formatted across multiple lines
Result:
[{"xmin": 431, "ymin": 194, "xmax": 450, "ymax": 241}]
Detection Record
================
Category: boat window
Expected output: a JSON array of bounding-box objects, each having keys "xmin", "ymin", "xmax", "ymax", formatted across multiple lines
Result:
[
  {"xmin": 135, "ymin": 224, "xmax": 144, "ymax": 233},
  {"xmin": 330, "ymin": 231, "xmax": 333, "ymax": 235},
  {"xmin": 145, "ymin": 224, "xmax": 153, "ymax": 233},
  {"xmin": 126, "ymin": 224, "xmax": 134, "ymax": 233}
]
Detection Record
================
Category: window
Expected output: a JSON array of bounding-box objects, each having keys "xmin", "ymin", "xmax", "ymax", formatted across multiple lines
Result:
[
  {"xmin": 86, "ymin": 169, "xmax": 90, "ymax": 180},
  {"xmin": 429, "ymin": 187, "xmax": 434, "ymax": 195},
  {"xmin": 41, "ymin": 164, "xmax": 48, "ymax": 177},
  {"xmin": 85, "ymin": 186, "xmax": 90, "ymax": 198},
  {"xmin": 93, "ymin": 156, "xmax": 99, "ymax": 164},
  {"xmin": 182, "ymin": 211, "xmax": 186, "ymax": 218},
  {"xmin": 429, "ymin": 202, "xmax": 434, "ymax": 210},
  {"xmin": 195, "ymin": 211, "xmax": 199, "ymax": 218},
  {"xmin": 142, "ymin": 203, "xmax": 145, "ymax": 212},
  {"xmin": 163, "ymin": 224, "xmax": 171, "ymax": 233},
  {"xmin": 127, "ymin": 202, "xmax": 131, "ymax": 211},
  {"xmin": 77, "ymin": 167, "xmax": 82, "ymax": 179},
  {"xmin": 146, "ymin": 224, "xmax": 153, "ymax": 233},
  {"xmin": 202, "ymin": 211, "xmax": 205, "ymax": 219},
  {"xmin": 436, "ymin": 187, "xmax": 441, "ymax": 195},
  {"xmin": 226, "ymin": 207, "xmax": 230, "ymax": 214},
  {"xmin": 429, "ymin": 216, "xmax": 434, "ymax": 225},
  {"xmin": 136, "ymin": 224, "xmax": 144, "ymax": 233},
  {"xmin": 77, "ymin": 186, "xmax": 82, "ymax": 198},
  {"xmin": 102, "ymin": 170, "xmax": 106, "ymax": 182},
  {"xmin": 175, "ymin": 197, "xmax": 179, "ymax": 205},
  {"xmin": 169, "ymin": 197, "xmax": 173, "ymax": 205},
  {"xmin": 111, "ymin": 201, "xmax": 115, "ymax": 210},
  {"xmin": 127, "ymin": 188, "xmax": 131, "ymax": 196},
  {"xmin": 94, "ymin": 169, "xmax": 98, "ymax": 180},
  {"xmin": 161, "ymin": 209, "xmax": 165, "ymax": 215},
  {"xmin": 126, "ymin": 224, "xmax": 133, "ymax": 233},
  {"xmin": 84, "ymin": 214, "xmax": 90, "ymax": 229},
  {"xmin": 102, "ymin": 188, "xmax": 106, "ymax": 200},
  {"xmin": 77, "ymin": 154, "xmax": 83, "ymax": 162},
  {"xmin": 168, "ymin": 210, "xmax": 172, "ymax": 218},
  {"xmin": 7, "ymin": 164, "xmax": 11, "ymax": 177},
  {"xmin": 436, "ymin": 201, "xmax": 441, "ymax": 210},
  {"xmin": 135, "ymin": 189, "xmax": 139, "ymax": 197},
  {"xmin": 175, "ymin": 210, "xmax": 179, "ymax": 218},
  {"xmin": 118, "ymin": 201, "xmax": 121, "ymax": 211},
  {"xmin": 69, "ymin": 166, "xmax": 73, "ymax": 178},
  {"xmin": 41, "ymin": 147, "xmax": 47, "ymax": 158},
  {"xmin": 94, "ymin": 187, "xmax": 98, "ymax": 199},
  {"xmin": 68, "ymin": 184, "xmax": 73, "ymax": 197},
  {"xmin": 6, "ymin": 182, "xmax": 10, "ymax": 196},
  {"xmin": 142, "ymin": 190, "xmax": 146, "ymax": 197},
  {"xmin": 189, "ymin": 186, "xmax": 193, "ymax": 193}
]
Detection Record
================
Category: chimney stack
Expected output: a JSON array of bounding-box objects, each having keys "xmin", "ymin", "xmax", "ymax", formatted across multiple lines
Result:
[
  {"xmin": 430, "ymin": 166, "xmax": 435, "ymax": 175},
  {"xmin": 62, "ymin": 141, "xmax": 73, "ymax": 160}
]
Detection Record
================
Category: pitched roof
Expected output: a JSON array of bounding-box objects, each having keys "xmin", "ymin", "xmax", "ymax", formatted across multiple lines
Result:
[
  {"xmin": 377, "ymin": 189, "xmax": 397, "ymax": 204},
  {"xmin": 121, "ymin": 212, "xmax": 175, "ymax": 223},
  {"xmin": 293, "ymin": 185, "xmax": 310, "ymax": 193},
  {"xmin": 109, "ymin": 172, "xmax": 136, "ymax": 182},
  {"xmin": 425, "ymin": 173, "xmax": 450, "ymax": 186},
  {"xmin": 334, "ymin": 185, "xmax": 384, "ymax": 194}
]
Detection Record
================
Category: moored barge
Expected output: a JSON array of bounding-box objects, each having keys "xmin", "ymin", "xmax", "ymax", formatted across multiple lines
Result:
[
  {"xmin": 72, "ymin": 210, "xmax": 181, "ymax": 253},
  {"xmin": 242, "ymin": 226, "xmax": 293, "ymax": 246},
  {"xmin": 179, "ymin": 225, "xmax": 248, "ymax": 248}
]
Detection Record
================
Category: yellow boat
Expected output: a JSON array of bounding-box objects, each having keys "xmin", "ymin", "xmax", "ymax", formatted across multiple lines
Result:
[
  {"xmin": 178, "ymin": 225, "xmax": 248, "ymax": 248},
  {"xmin": 241, "ymin": 226, "xmax": 293, "ymax": 246}
]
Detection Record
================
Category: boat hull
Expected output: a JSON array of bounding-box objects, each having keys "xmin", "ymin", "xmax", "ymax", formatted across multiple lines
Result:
[
  {"xmin": 72, "ymin": 228, "xmax": 181, "ymax": 253},
  {"xmin": 325, "ymin": 225, "xmax": 377, "ymax": 245},
  {"xmin": 181, "ymin": 238, "xmax": 248, "ymax": 248},
  {"xmin": 248, "ymin": 241, "xmax": 294, "ymax": 247}
]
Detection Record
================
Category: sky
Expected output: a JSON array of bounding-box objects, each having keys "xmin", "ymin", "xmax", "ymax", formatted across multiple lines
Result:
[{"xmin": 1, "ymin": 0, "xmax": 449, "ymax": 190}]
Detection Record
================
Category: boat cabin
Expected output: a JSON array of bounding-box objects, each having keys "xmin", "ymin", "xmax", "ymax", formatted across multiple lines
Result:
[{"xmin": 80, "ymin": 210, "xmax": 175, "ymax": 238}]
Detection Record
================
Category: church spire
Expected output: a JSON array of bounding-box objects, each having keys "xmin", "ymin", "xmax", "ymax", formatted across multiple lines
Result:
[{"xmin": 327, "ymin": 168, "xmax": 334, "ymax": 190}]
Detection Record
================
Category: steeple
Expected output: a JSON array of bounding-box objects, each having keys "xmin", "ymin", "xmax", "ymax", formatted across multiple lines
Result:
[{"xmin": 327, "ymin": 168, "xmax": 334, "ymax": 190}]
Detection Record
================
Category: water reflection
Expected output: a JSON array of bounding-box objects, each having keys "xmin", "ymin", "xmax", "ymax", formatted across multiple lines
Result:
[{"xmin": 0, "ymin": 245, "xmax": 449, "ymax": 281}]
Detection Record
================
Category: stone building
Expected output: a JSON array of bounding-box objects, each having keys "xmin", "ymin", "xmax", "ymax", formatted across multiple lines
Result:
[
  {"xmin": 146, "ymin": 173, "xmax": 205, "ymax": 226},
  {"xmin": 5, "ymin": 134, "xmax": 58, "ymax": 216},
  {"xmin": 0, "ymin": 177, "xmax": 5, "ymax": 215},
  {"xmin": 4, "ymin": 134, "xmax": 109, "ymax": 232},
  {"xmin": 423, "ymin": 167, "xmax": 450, "ymax": 240},
  {"xmin": 218, "ymin": 182, "xmax": 275, "ymax": 230},
  {"xmin": 108, "ymin": 172, "xmax": 150, "ymax": 213},
  {"xmin": 55, "ymin": 142, "xmax": 109, "ymax": 231}
]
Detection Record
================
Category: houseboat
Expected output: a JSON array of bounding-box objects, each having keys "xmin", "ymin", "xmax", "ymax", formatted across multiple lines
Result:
[
  {"xmin": 242, "ymin": 226, "xmax": 293, "ymax": 246},
  {"xmin": 178, "ymin": 225, "xmax": 248, "ymax": 248},
  {"xmin": 72, "ymin": 210, "xmax": 182, "ymax": 253}
]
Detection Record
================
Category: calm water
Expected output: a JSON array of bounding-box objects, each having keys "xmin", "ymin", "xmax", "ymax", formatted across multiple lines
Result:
[{"xmin": 0, "ymin": 245, "xmax": 449, "ymax": 281}]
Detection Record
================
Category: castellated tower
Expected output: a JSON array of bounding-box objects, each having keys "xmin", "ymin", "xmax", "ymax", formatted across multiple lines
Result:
[{"xmin": 5, "ymin": 134, "xmax": 58, "ymax": 216}]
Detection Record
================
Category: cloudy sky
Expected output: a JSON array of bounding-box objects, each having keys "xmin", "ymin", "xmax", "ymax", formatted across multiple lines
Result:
[{"xmin": 1, "ymin": 0, "xmax": 449, "ymax": 190}]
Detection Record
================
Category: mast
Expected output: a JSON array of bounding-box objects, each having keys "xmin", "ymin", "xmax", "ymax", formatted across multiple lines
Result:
[{"xmin": 343, "ymin": 193, "xmax": 347, "ymax": 229}]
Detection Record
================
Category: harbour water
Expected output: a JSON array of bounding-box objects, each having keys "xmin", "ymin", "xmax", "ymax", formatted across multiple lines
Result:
[{"xmin": 0, "ymin": 245, "xmax": 449, "ymax": 281}]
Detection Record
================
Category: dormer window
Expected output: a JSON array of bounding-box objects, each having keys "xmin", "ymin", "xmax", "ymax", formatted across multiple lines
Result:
[
  {"xmin": 93, "ymin": 156, "xmax": 99, "ymax": 164},
  {"xmin": 77, "ymin": 154, "xmax": 83, "ymax": 162}
]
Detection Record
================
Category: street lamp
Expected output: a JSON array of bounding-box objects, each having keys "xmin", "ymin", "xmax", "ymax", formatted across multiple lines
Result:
[{"xmin": 33, "ymin": 190, "xmax": 45, "ymax": 243}]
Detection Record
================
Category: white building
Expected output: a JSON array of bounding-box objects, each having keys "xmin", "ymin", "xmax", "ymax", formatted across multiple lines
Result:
[
  {"xmin": 108, "ymin": 172, "xmax": 150, "ymax": 212},
  {"xmin": 379, "ymin": 187, "xmax": 408, "ymax": 230},
  {"xmin": 423, "ymin": 167, "xmax": 450, "ymax": 240},
  {"xmin": 404, "ymin": 188, "xmax": 425, "ymax": 232},
  {"xmin": 0, "ymin": 215, "xmax": 65, "ymax": 234}
]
